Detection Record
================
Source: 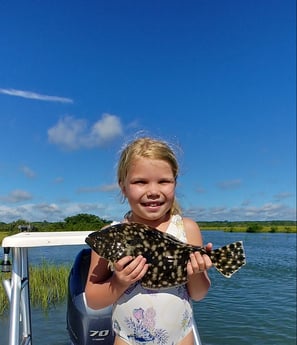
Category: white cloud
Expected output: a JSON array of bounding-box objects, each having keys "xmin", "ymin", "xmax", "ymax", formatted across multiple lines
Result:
[
  {"xmin": 0, "ymin": 88, "xmax": 73, "ymax": 103},
  {"xmin": 48, "ymin": 116, "xmax": 86, "ymax": 150},
  {"xmin": 184, "ymin": 203, "xmax": 296, "ymax": 221},
  {"xmin": 99, "ymin": 184, "xmax": 119, "ymax": 192},
  {"xmin": 0, "ymin": 202, "xmax": 112, "ymax": 223},
  {"xmin": 217, "ymin": 179, "xmax": 242, "ymax": 190},
  {"xmin": 0, "ymin": 199, "xmax": 295, "ymax": 224},
  {"xmin": 0, "ymin": 189, "xmax": 33, "ymax": 203},
  {"xmin": 90, "ymin": 114, "xmax": 123, "ymax": 143},
  {"xmin": 34, "ymin": 203, "xmax": 62, "ymax": 217},
  {"xmin": 196, "ymin": 187, "xmax": 206, "ymax": 194},
  {"xmin": 77, "ymin": 184, "xmax": 118, "ymax": 193},
  {"xmin": 54, "ymin": 177, "xmax": 64, "ymax": 184},
  {"xmin": 48, "ymin": 114, "xmax": 123, "ymax": 150},
  {"xmin": 273, "ymin": 192, "xmax": 294, "ymax": 201},
  {"xmin": 20, "ymin": 165, "xmax": 36, "ymax": 179}
]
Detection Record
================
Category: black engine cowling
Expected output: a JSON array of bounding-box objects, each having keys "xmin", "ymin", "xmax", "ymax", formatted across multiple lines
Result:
[{"xmin": 66, "ymin": 249, "xmax": 114, "ymax": 345}]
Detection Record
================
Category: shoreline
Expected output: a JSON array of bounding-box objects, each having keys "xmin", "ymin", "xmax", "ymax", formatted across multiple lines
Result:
[
  {"xmin": 1, "ymin": 224, "xmax": 296, "ymax": 244},
  {"xmin": 200, "ymin": 226, "xmax": 296, "ymax": 233}
]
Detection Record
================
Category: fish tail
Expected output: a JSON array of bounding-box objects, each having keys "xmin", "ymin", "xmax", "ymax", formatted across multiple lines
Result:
[{"xmin": 209, "ymin": 241, "xmax": 246, "ymax": 278}]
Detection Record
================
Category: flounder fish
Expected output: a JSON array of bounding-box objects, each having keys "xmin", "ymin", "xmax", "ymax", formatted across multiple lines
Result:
[{"xmin": 85, "ymin": 222, "xmax": 246, "ymax": 289}]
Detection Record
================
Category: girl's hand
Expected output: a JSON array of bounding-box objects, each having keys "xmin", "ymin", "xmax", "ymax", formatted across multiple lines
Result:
[
  {"xmin": 187, "ymin": 243, "xmax": 213, "ymax": 276},
  {"xmin": 113, "ymin": 255, "xmax": 148, "ymax": 288}
]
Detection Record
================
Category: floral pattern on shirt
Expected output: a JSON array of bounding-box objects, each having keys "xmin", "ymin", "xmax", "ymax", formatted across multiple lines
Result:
[
  {"xmin": 181, "ymin": 308, "xmax": 192, "ymax": 333},
  {"xmin": 122, "ymin": 307, "xmax": 169, "ymax": 345}
]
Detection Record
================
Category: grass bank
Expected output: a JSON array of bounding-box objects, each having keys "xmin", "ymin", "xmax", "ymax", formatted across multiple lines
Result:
[
  {"xmin": 0, "ymin": 232, "xmax": 9, "ymax": 244},
  {"xmin": 199, "ymin": 223, "xmax": 296, "ymax": 233},
  {"xmin": 0, "ymin": 262, "xmax": 70, "ymax": 315}
]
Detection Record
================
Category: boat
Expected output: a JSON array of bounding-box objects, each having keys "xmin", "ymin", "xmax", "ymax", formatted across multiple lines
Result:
[{"xmin": 67, "ymin": 248, "xmax": 203, "ymax": 345}]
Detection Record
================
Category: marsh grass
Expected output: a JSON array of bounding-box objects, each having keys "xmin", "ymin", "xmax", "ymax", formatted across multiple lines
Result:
[
  {"xmin": 0, "ymin": 272, "xmax": 10, "ymax": 315},
  {"xmin": 0, "ymin": 261, "xmax": 71, "ymax": 315},
  {"xmin": 0, "ymin": 232, "xmax": 9, "ymax": 244},
  {"xmin": 29, "ymin": 261, "xmax": 71, "ymax": 310},
  {"xmin": 200, "ymin": 224, "xmax": 296, "ymax": 233}
]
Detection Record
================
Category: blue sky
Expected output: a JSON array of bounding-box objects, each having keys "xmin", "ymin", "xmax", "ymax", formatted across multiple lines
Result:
[{"xmin": 0, "ymin": 0, "xmax": 296, "ymax": 223}]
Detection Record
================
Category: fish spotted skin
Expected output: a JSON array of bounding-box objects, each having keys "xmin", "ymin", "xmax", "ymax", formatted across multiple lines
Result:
[{"xmin": 85, "ymin": 222, "xmax": 246, "ymax": 289}]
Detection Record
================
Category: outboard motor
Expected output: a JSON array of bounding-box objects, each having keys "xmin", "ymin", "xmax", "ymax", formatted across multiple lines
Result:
[{"xmin": 67, "ymin": 249, "xmax": 115, "ymax": 345}]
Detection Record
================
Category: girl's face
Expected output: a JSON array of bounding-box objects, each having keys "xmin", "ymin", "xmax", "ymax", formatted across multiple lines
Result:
[{"xmin": 120, "ymin": 157, "xmax": 176, "ymax": 224}]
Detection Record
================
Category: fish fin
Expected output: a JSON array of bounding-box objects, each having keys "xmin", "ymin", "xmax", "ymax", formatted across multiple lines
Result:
[{"xmin": 210, "ymin": 241, "xmax": 246, "ymax": 278}]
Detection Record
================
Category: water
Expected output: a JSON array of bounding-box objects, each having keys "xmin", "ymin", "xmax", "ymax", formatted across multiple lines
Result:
[
  {"xmin": 194, "ymin": 231, "xmax": 296, "ymax": 345},
  {"xmin": 0, "ymin": 232, "xmax": 296, "ymax": 345}
]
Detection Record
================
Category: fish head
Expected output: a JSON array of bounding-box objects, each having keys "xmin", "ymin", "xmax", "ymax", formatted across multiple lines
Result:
[{"xmin": 85, "ymin": 224, "xmax": 130, "ymax": 261}]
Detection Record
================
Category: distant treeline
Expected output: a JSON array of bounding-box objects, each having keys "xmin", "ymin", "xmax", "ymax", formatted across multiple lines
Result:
[
  {"xmin": 199, "ymin": 220, "xmax": 296, "ymax": 233},
  {"xmin": 0, "ymin": 214, "xmax": 111, "ymax": 234},
  {"xmin": 0, "ymin": 214, "xmax": 296, "ymax": 234}
]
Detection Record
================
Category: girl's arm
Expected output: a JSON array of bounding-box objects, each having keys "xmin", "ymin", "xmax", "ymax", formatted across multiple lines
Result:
[
  {"xmin": 183, "ymin": 217, "xmax": 212, "ymax": 301},
  {"xmin": 85, "ymin": 250, "xmax": 148, "ymax": 309}
]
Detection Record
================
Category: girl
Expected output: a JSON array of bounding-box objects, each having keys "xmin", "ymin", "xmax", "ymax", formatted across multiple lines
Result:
[{"xmin": 85, "ymin": 137, "xmax": 212, "ymax": 345}]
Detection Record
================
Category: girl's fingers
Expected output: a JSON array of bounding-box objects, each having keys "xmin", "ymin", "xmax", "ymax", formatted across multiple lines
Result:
[{"xmin": 189, "ymin": 252, "xmax": 212, "ymax": 274}]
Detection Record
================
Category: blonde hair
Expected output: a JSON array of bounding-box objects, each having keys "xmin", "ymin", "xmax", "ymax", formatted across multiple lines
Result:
[{"xmin": 117, "ymin": 137, "xmax": 181, "ymax": 215}]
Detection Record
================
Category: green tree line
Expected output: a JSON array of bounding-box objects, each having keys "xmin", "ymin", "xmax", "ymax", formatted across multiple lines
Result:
[
  {"xmin": 0, "ymin": 213, "xmax": 111, "ymax": 234},
  {"xmin": 199, "ymin": 220, "xmax": 296, "ymax": 233},
  {"xmin": 0, "ymin": 214, "xmax": 296, "ymax": 234}
]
